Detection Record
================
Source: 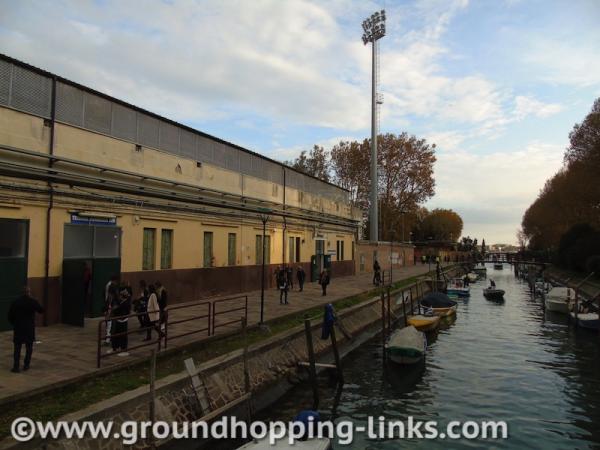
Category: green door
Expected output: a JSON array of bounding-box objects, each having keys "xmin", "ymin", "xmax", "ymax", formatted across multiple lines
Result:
[
  {"xmin": 91, "ymin": 258, "xmax": 121, "ymax": 317},
  {"xmin": 0, "ymin": 219, "xmax": 28, "ymax": 332},
  {"xmin": 61, "ymin": 259, "xmax": 87, "ymax": 327}
]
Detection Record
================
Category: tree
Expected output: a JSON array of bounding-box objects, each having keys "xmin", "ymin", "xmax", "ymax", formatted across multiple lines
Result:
[
  {"xmin": 564, "ymin": 98, "xmax": 600, "ymax": 168},
  {"xmin": 286, "ymin": 145, "xmax": 330, "ymax": 182},
  {"xmin": 416, "ymin": 208, "xmax": 463, "ymax": 242},
  {"xmin": 330, "ymin": 139, "xmax": 370, "ymax": 208}
]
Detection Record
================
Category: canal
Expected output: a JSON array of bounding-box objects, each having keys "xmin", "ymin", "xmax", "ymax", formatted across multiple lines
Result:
[{"xmin": 256, "ymin": 264, "xmax": 600, "ymax": 448}]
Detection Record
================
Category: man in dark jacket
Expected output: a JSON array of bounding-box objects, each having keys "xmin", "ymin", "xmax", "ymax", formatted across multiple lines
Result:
[
  {"xmin": 8, "ymin": 286, "xmax": 44, "ymax": 373},
  {"xmin": 296, "ymin": 266, "xmax": 306, "ymax": 292}
]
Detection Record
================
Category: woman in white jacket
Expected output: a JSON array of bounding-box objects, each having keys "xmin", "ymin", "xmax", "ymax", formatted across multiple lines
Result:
[{"xmin": 144, "ymin": 284, "xmax": 161, "ymax": 341}]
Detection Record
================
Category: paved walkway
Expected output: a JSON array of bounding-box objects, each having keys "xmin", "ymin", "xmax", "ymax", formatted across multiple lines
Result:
[{"xmin": 0, "ymin": 264, "xmax": 436, "ymax": 403}]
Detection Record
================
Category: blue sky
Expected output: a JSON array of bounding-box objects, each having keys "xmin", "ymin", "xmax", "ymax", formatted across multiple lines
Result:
[{"xmin": 1, "ymin": 0, "xmax": 599, "ymax": 244}]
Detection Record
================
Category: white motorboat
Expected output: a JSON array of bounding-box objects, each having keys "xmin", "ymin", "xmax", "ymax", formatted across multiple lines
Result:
[
  {"xmin": 466, "ymin": 272, "xmax": 478, "ymax": 283},
  {"xmin": 544, "ymin": 286, "xmax": 571, "ymax": 314},
  {"xmin": 570, "ymin": 312, "xmax": 600, "ymax": 330},
  {"xmin": 386, "ymin": 325, "xmax": 427, "ymax": 364}
]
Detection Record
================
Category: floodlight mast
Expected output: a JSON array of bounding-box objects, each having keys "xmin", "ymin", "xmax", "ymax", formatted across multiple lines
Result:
[{"xmin": 362, "ymin": 10, "xmax": 386, "ymax": 242}]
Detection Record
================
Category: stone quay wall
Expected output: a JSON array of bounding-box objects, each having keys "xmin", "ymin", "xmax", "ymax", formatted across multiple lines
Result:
[{"xmin": 2, "ymin": 271, "xmax": 467, "ymax": 450}]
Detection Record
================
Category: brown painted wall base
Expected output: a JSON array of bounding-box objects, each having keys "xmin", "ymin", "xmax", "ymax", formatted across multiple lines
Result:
[{"xmin": 28, "ymin": 276, "xmax": 61, "ymax": 327}]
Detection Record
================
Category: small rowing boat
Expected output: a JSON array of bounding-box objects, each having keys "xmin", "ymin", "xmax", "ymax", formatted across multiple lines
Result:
[
  {"xmin": 570, "ymin": 312, "xmax": 600, "ymax": 330},
  {"xmin": 386, "ymin": 325, "xmax": 427, "ymax": 364},
  {"xmin": 544, "ymin": 286, "xmax": 571, "ymax": 314},
  {"xmin": 407, "ymin": 314, "xmax": 440, "ymax": 332},
  {"xmin": 483, "ymin": 288, "xmax": 505, "ymax": 301},
  {"xmin": 421, "ymin": 292, "xmax": 458, "ymax": 316}
]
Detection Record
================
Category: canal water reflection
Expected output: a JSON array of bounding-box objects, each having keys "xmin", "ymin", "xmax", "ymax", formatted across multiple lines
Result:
[{"xmin": 258, "ymin": 264, "xmax": 600, "ymax": 449}]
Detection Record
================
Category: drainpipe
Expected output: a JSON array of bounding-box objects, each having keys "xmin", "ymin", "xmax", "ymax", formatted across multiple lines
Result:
[
  {"xmin": 43, "ymin": 76, "xmax": 57, "ymax": 326},
  {"xmin": 282, "ymin": 169, "xmax": 286, "ymax": 265}
]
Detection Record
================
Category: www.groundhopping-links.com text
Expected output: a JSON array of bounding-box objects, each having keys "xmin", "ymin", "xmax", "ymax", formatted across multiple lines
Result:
[{"xmin": 11, "ymin": 416, "xmax": 509, "ymax": 445}]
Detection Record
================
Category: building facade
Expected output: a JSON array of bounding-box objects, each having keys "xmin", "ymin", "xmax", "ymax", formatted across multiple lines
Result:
[{"xmin": 0, "ymin": 55, "xmax": 361, "ymax": 330}]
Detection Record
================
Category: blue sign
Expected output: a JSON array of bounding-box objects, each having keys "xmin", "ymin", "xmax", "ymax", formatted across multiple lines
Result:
[{"xmin": 70, "ymin": 214, "xmax": 117, "ymax": 226}]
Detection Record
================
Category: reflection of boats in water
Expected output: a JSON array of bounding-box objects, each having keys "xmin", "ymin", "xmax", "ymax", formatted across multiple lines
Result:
[
  {"xmin": 438, "ymin": 313, "xmax": 457, "ymax": 330},
  {"xmin": 384, "ymin": 358, "xmax": 426, "ymax": 393}
]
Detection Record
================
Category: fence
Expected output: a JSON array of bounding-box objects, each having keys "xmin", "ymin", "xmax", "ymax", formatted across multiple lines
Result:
[{"xmin": 97, "ymin": 295, "xmax": 247, "ymax": 368}]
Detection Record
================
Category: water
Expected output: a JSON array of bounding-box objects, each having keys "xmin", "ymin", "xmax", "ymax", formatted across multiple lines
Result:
[{"xmin": 257, "ymin": 265, "xmax": 600, "ymax": 449}]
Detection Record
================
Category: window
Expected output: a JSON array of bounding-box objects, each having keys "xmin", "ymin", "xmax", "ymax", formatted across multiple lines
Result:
[
  {"xmin": 64, "ymin": 225, "xmax": 121, "ymax": 259},
  {"xmin": 255, "ymin": 234, "xmax": 270, "ymax": 265},
  {"xmin": 143, "ymin": 228, "xmax": 156, "ymax": 270},
  {"xmin": 288, "ymin": 236, "xmax": 295, "ymax": 263},
  {"xmin": 0, "ymin": 219, "xmax": 27, "ymax": 258},
  {"xmin": 295, "ymin": 237, "xmax": 301, "ymax": 262},
  {"xmin": 228, "ymin": 233, "xmax": 237, "ymax": 266},
  {"xmin": 203, "ymin": 232, "xmax": 213, "ymax": 268},
  {"xmin": 336, "ymin": 240, "xmax": 344, "ymax": 261},
  {"xmin": 161, "ymin": 229, "xmax": 173, "ymax": 269}
]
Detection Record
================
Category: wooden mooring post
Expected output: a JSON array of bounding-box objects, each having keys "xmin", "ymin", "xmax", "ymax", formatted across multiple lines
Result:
[
  {"xmin": 330, "ymin": 325, "xmax": 344, "ymax": 384},
  {"xmin": 303, "ymin": 318, "xmax": 319, "ymax": 410},
  {"xmin": 149, "ymin": 349, "xmax": 157, "ymax": 450},
  {"xmin": 401, "ymin": 289, "xmax": 408, "ymax": 326},
  {"xmin": 386, "ymin": 286, "xmax": 392, "ymax": 333}
]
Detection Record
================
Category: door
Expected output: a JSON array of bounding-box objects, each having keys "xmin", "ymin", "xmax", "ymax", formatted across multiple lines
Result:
[
  {"xmin": 0, "ymin": 219, "xmax": 28, "ymax": 331},
  {"xmin": 91, "ymin": 258, "xmax": 121, "ymax": 317},
  {"xmin": 61, "ymin": 259, "xmax": 87, "ymax": 327}
]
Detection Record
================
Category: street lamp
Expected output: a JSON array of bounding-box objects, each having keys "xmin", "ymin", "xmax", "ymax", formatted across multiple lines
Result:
[
  {"xmin": 258, "ymin": 208, "xmax": 272, "ymax": 325},
  {"xmin": 362, "ymin": 10, "xmax": 386, "ymax": 243}
]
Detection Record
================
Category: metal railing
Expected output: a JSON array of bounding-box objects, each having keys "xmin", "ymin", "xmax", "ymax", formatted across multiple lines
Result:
[
  {"xmin": 163, "ymin": 301, "xmax": 211, "ymax": 350},
  {"xmin": 211, "ymin": 295, "xmax": 248, "ymax": 335},
  {"xmin": 97, "ymin": 295, "xmax": 248, "ymax": 368}
]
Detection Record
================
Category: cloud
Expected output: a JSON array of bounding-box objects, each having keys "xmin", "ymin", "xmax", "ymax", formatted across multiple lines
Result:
[
  {"xmin": 427, "ymin": 141, "xmax": 565, "ymax": 243},
  {"xmin": 514, "ymin": 95, "xmax": 562, "ymax": 120}
]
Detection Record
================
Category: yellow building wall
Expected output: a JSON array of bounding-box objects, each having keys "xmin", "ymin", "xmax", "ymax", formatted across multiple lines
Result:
[{"xmin": 0, "ymin": 108, "xmax": 51, "ymax": 154}]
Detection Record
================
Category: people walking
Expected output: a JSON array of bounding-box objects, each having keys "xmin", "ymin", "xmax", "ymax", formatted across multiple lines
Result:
[
  {"xmin": 111, "ymin": 287, "xmax": 131, "ymax": 355},
  {"xmin": 296, "ymin": 266, "xmax": 306, "ymax": 292},
  {"xmin": 319, "ymin": 269, "xmax": 330, "ymax": 296},
  {"xmin": 8, "ymin": 286, "xmax": 44, "ymax": 373},
  {"xmin": 277, "ymin": 268, "xmax": 289, "ymax": 304},
  {"xmin": 373, "ymin": 260, "xmax": 381, "ymax": 286},
  {"xmin": 134, "ymin": 280, "xmax": 149, "ymax": 329},
  {"xmin": 144, "ymin": 284, "xmax": 161, "ymax": 341}
]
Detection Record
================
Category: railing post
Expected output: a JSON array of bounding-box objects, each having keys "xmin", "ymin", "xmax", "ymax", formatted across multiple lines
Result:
[
  {"xmin": 381, "ymin": 291, "xmax": 386, "ymax": 353},
  {"xmin": 401, "ymin": 289, "xmax": 407, "ymax": 326},
  {"xmin": 410, "ymin": 285, "xmax": 414, "ymax": 314},
  {"xmin": 164, "ymin": 308, "xmax": 169, "ymax": 350},
  {"xmin": 97, "ymin": 320, "xmax": 102, "ymax": 368},
  {"xmin": 208, "ymin": 302, "xmax": 212, "ymax": 336},
  {"xmin": 211, "ymin": 301, "xmax": 216, "ymax": 336},
  {"xmin": 304, "ymin": 318, "xmax": 319, "ymax": 410},
  {"xmin": 386, "ymin": 286, "xmax": 391, "ymax": 333},
  {"xmin": 245, "ymin": 295, "xmax": 248, "ymax": 324}
]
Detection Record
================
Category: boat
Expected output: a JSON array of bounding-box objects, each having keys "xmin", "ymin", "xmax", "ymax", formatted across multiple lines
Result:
[
  {"xmin": 446, "ymin": 278, "xmax": 470, "ymax": 297},
  {"xmin": 466, "ymin": 272, "xmax": 478, "ymax": 283},
  {"xmin": 473, "ymin": 264, "xmax": 487, "ymax": 275},
  {"xmin": 483, "ymin": 288, "xmax": 505, "ymax": 301},
  {"xmin": 237, "ymin": 438, "xmax": 331, "ymax": 450},
  {"xmin": 493, "ymin": 263, "xmax": 503, "ymax": 270},
  {"xmin": 420, "ymin": 292, "xmax": 458, "ymax": 316},
  {"xmin": 544, "ymin": 286, "xmax": 571, "ymax": 314},
  {"xmin": 386, "ymin": 325, "xmax": 427, "ymax": 364},
  {"xmin": 570, "ymin": 312, "xmax": 600, "ymax": 330},
  {"xmin": 407, "ymin": 314, "xmax": 440, "ymax": 332}
]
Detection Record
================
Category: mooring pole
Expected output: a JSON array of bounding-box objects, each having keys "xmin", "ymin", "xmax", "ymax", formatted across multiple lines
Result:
[
  {"xmin": 304, "ymin": 318, "xmax": 319, "ymax": 409},
  {"xmin": 381, "ymin": 291, "xmax": 386, "ymax": 356},
  {"xmin": 417, "ymin": 281, "xmax": 422, "ymax": 315},
  {"xmin": 149, "ymin": 349, "xmax": 157, "ymax": 450},
  {"xmin": 386, "ymin": 286, "xmax": 392, "ymax": 333},
  {"xmin": 401, "ymin": 289, "xmax": 408, "ymax": 326},
  {"xmin": 330, "ymin": 325, "xmax": 344, "ymax": 384}
]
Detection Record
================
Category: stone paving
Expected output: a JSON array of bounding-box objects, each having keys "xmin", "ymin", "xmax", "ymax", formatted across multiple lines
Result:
[{"xmin": 0, "ymin": 264, "xmax": 437, "ymax": 403}]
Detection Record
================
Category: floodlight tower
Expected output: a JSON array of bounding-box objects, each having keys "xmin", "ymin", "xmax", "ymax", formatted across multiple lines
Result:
[{"xmin": 362, "ymin": 10, "xmax": 386, "ymax": 242}]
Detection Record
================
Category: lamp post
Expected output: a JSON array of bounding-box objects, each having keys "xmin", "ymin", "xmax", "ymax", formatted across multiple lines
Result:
[
  {"xmin": 362, "ymin": 10, "xmax": 386, "ymax": 243},
  {"xmin": 258, "ymin": 209, "xmax": 271, "ymax": 325}
]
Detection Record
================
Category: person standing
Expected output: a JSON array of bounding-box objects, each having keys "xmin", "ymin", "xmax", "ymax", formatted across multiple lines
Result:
[
  {"xmin": 144, "ymin": 284, "xmax": 161, "ymax": 341},
  {"xmin": 104, "ymin": 275, "xmax": 118, "ymax": 344},
  {"xmin": 296, "ymin": 266, "xmax": 306, "ymax": 292},
  {"xmin": 134, "ymin": 280, "xmax": 148, "ymax": 329},
  {"xmin": 155, "ymin": 281, "xmax": 168, "ymax": 331},
  {"xmin": 111, "ymin": 287, "xmax": 131, "ymax": 355},
  {"xmin": 373, "ymin": 260, "xmax": 381, "ymax": 286},
  {"xmin": 8, "ymin": 286, "xmax": 44, "ymax": 373},
  {"xmin": 319, "ymin": 269, "xmax": 330, "ymax": 296},
  {"xmin": 277, "ymin": 269, "xmax": 289, "ymax": 305},
  {"xmin": 286, "ymin": 266, "xmax": 294, "ymax": 290}
]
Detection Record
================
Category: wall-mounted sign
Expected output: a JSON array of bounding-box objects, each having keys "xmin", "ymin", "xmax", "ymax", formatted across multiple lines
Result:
[{"xmin": 70, "ymin": 214, "xmax": 117, "ymax": 226}]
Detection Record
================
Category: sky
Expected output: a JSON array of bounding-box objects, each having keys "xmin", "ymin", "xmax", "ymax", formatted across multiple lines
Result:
[{"xmin": 1, "ymin": 0, "xmax": 599, "ymax": 244}]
